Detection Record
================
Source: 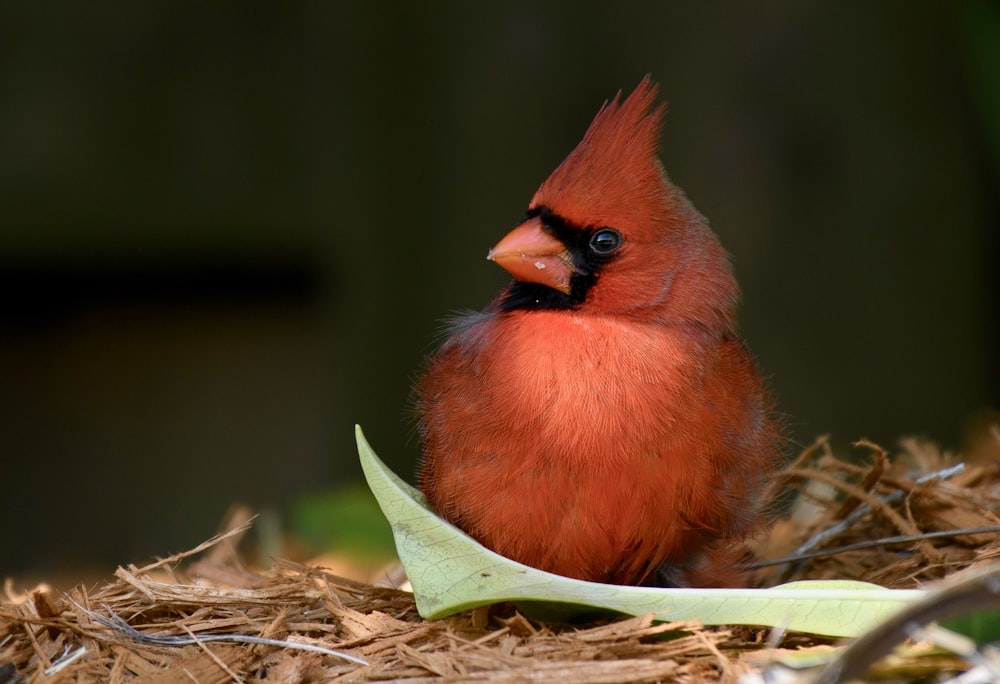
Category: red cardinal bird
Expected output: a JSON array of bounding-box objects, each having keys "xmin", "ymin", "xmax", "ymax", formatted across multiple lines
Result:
[{"xmin": 416, "ymin": 77, "xmax": 782, "ymax": 587}]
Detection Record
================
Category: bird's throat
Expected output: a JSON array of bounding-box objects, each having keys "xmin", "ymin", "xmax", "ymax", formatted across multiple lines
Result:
[{"xmin": 496, "ymin": 277, "xmax": 595, "ymax": 312}]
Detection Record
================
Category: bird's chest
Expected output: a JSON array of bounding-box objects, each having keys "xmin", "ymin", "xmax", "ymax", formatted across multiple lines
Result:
[
  {"xmin": 424, "ymin": 310, "xmax": 723, "ymax": 583},
  {"xmin": 482, "ymin": 312, "xmax": 697, "ymax": 462}
]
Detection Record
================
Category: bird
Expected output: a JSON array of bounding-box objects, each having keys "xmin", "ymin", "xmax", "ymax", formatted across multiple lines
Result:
[{"xmin": 415, "ymin": 77, "xmax": 782, "ymax": 588}]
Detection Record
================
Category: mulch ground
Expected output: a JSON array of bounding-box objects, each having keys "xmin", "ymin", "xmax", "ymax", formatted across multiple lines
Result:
[{"xmin": 3, "ymin": 432, "xmax": 999, "ymax": 683}]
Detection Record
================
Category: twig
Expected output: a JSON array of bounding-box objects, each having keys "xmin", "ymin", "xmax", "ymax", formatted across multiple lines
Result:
[
  {"xmin": 695, "ymin": 628, "xmax": 733, "ymax": 680},
  {"xmin": 760, "ymin": 435, "xmax": 829, "ymax": 503},
  {"xmin": 833, "ymin": 441, "xmax": 887, "ymax": 519},
  {"xmin": 180, "ymin": 622, "xmax": 246, "ymax": 684},
  {"xmin": 67, "ymin": 598, "xmax": 368, "ymax": 666},
  {"xmin": 21, "ymin": 613, "xmax": 51, "ymax": 670},
  {"xmin": 133, "ymin": 518, "xmax": 257, "ymax": 574},
  {"xmin": 752, "ymin": 525, "xmax": 1000, "ymax": 568},
  {"xmin": 778, "ymin": 462, "xmax": 966, "ymax": 575},
  {"xmin": 43, "ymin": 646, "xmax": 87, "ymax": 676}
]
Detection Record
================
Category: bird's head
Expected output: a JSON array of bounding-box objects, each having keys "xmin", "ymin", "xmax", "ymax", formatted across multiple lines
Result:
[{"xmin": 488, "ymin": 77, "xmax": 739, "ymax": 332}]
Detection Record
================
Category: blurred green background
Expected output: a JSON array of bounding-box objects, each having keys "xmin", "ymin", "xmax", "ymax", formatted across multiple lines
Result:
[{"xmin": 1, "ymin": 1, "xmax": 997, "ymax": 578}]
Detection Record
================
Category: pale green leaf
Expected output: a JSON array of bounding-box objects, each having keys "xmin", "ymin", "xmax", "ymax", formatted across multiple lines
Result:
[{"xmin": 356, "ymin": 425, "xmax": 924, "ymax": 637}]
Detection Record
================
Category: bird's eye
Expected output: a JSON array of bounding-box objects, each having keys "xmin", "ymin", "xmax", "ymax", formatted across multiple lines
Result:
[{"xmin": 589, "ymin": 228, "xmax": 622, "ymax": 255}]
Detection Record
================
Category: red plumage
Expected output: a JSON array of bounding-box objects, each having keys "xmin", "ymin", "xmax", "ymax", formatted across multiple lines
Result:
[{"xmin": 416, "ymin": 77, "xmax": 782, "ymax": 587}]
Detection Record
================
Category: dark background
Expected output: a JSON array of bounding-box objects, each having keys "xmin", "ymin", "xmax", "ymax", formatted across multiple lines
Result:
[{"xmin": 2, "ymin": 2, "xmax": 997, "ymax": 578}]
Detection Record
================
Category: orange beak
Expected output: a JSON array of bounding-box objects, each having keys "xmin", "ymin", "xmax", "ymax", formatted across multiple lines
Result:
[{"xmin": 487, "ymin": 217, "xmax": 574, "ymax": 295}]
